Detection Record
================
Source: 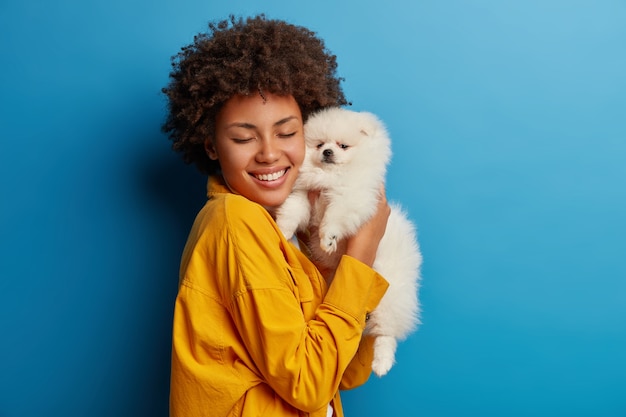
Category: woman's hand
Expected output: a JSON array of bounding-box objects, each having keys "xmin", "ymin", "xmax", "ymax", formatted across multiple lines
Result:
[{"xmin": 345, "ymin": 186, "xmax": 391, "ymax": 267}]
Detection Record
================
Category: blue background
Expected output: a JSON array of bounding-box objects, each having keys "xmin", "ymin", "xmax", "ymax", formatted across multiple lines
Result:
[{"xmin": 1, "ymin": 0, "xmax": 625, "ymax": 416}]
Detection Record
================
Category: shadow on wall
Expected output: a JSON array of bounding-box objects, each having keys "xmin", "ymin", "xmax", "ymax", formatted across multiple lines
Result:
[
  {"xmin": 140, "ymin": 144, "xmax": 208, "ymax": 244},
  {"xmin": 127, "ymin": 141, "xmax": 207, "ymax": 416}
]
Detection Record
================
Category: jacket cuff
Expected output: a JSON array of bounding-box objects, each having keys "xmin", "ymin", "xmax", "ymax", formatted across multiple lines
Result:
[{"xmin": 323, "ymin": 255, "xmax": 389, "ymax": 326}]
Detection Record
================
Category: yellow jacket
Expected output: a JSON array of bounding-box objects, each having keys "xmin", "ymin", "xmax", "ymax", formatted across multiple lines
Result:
[{"xmin": 170, "ymin": 176, "xmax": 389, "ymax": 417}]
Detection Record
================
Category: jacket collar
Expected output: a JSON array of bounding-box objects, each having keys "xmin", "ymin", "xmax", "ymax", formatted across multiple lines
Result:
[{"xmin": 206, "ymin": 175, "xmax": 231, "ymax": 198}]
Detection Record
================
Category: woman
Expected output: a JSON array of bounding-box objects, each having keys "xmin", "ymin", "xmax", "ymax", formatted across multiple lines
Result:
[{"xmin": 162, "ymin": 15, "xmax": 390, "ymax": 417}]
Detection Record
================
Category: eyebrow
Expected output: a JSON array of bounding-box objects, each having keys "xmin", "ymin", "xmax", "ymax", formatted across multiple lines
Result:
[{"xmin": 225, "ymin": 116, "xmax": 299, "ymax": 129}]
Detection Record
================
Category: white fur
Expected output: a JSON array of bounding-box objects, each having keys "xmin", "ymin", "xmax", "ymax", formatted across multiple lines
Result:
[{"xmin": 275, "ymin": 107, "xmax": 422, "ymax": 377}]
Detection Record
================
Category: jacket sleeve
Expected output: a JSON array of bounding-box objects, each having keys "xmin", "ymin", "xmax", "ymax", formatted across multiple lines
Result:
[
  {"xmin": 339, "ymin": 335, "xmax": 377, "ymax": 390},
  {"xmin": 221, "ymin": 198, "xmax": 388, "ymax": 413}
]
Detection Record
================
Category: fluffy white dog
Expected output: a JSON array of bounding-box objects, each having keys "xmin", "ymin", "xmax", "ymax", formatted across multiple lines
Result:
[{"xmin": 275, "ymin": 107, "xmax": 422, "ymax": 377}]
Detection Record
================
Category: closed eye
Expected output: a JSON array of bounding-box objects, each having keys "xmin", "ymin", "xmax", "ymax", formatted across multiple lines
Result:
[
  {"xmin": 233, "ymin": 138, "xmax": 254, "ymax": 144},
  {"xmin": 277, "ymin": 132, "xmax": 297, "ymax": 138}
]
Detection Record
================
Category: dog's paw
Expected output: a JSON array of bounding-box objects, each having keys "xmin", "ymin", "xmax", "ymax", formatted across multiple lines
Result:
[
  {"xmin": 371, "ymin": 336, "xmax": 398, "ymax": 377},
  {"xmin": 278, "ymin": 224, "xmax": 297, "ymax": 240},
  {"xmin": 371, "ymin": 355, "xmax": 394, "ymax": 377},
  {"xmin": 320, "ymin": 233, "xmax": 338, "ymax": 254},
  {"xmin": 276, "ymin": 221, "xmax": 296, "ymax": 239}
]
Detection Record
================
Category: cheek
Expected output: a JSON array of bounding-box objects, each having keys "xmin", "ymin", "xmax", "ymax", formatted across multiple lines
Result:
[
  {"xmin": 215, "ymin": 145, "xmax": 245, "ymax": 172},
  {"xmin": 290, "ymin": 139, "xmax": 306, "ymax": 166}
]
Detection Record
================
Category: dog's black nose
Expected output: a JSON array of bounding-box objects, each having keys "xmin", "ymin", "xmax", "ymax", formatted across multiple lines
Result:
[{"xmin": 323, "ymin": 149, "xmax": 333, "ymax": 157}]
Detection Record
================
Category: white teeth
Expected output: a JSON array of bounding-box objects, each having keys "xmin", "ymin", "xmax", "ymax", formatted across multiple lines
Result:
[{"xmin": 255, "ymin": 169, "xmax": 286, "ymax": 181}]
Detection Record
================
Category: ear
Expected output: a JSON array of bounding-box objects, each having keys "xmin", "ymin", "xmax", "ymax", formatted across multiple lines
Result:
[
  {"xmin": 205, "ymin": 139, "xmax": 218, "ymax": 160},
  {"xmin": 359, "ymin": 113, "xmax": 380, "ymax": 137}
]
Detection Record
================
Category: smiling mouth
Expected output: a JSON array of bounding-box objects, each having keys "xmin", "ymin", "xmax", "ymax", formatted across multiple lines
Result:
[{"xmin": 253, "ymin": 169, "xmax": 287, "ymax": 182}]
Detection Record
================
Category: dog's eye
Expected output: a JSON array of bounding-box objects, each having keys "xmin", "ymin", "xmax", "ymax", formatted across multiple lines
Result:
[
  {"xmin": 339, "ymin": 143, "xmax": 350, "ymax": 150},
  {"xmin": 316, "ymin": 143, "xmax": 324, "ymax": 149}
]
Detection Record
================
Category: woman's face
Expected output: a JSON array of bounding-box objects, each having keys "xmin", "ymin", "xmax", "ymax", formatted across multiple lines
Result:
[{"xmin": 207, "ymin": 92, "xmax": 305, "ymax": 209}]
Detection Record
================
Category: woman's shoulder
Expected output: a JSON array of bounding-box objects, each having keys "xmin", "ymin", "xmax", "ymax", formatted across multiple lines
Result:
[
  {"xmin": 195, "ymin": 176, "xmax": 286, "ymax": 255},
  {"xmin": 202, "ymin": 176, "xmax": 270, "ymax": 222},
  {"xmin": 194, "ymin": 191, "xmax": 279, "ymax": 253},
  {"xmin": 206, "ymin": 191, "xmax": 270, "ymax": 224}
]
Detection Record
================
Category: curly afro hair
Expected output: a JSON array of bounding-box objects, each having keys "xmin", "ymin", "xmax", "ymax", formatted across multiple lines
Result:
[{"xmin": 161, "ymin": 14, "xmax": 348, "ymax": 174}]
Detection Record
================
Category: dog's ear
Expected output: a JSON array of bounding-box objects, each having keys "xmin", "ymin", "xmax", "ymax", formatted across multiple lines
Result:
[{"xmin": 358, "ymin": 112, "xmax": 381, "ymax": 137}]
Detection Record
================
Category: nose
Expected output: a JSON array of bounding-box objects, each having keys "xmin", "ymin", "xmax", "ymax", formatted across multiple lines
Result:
[
  {"xmin": 257, "ymin": 137, "xmax": 280, "ymax": 163},
  {"xmin": 323, "ymin": 149, "xmax": 333, "ymax": 157}
]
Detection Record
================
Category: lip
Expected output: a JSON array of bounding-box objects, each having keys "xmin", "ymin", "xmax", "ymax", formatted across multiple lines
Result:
[{"xmin": 250, "ymin": 167, "xmax": 290, "ymax": 187}]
